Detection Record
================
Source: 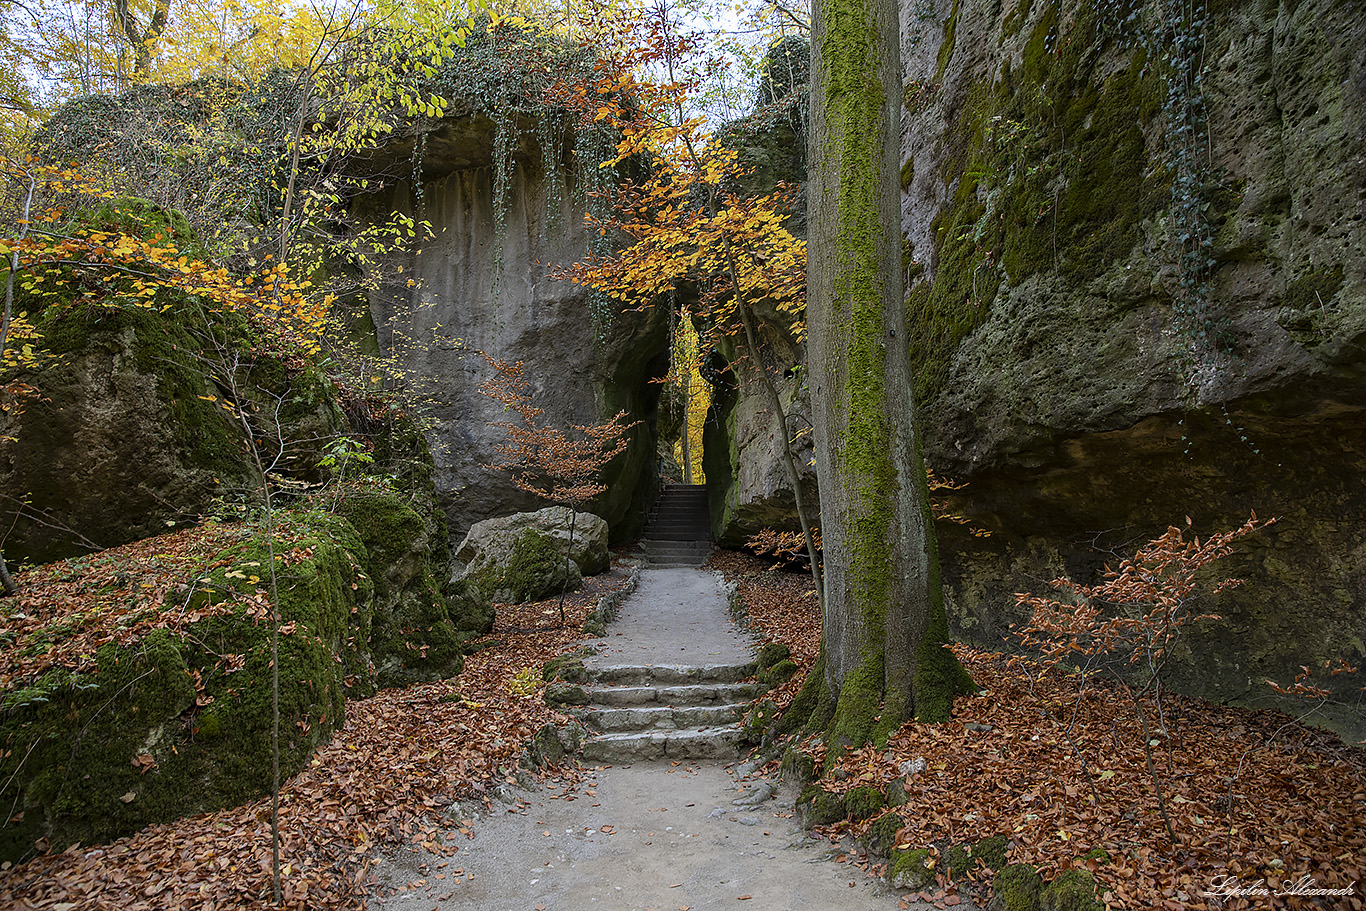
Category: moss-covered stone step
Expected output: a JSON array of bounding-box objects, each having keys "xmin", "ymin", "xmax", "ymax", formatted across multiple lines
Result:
[
  {"xmin": 587, "ymin": 661, "xmax": 758, "ymax": 686},
  {"xmin": 587, "ymin": 682, "xmax": 767, "ymax": 706},
  {"xmin": 581, "ymin": 703, "xmax": 747, "ymax": 733}
]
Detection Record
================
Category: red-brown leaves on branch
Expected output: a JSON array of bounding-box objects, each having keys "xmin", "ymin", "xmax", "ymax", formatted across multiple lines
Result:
[
  {"xmin": 477, "ymin": 352, "xmax": 636, "ymax": 508},
  {"xmin": 1014, "ymin": 512, "xmax": 1275, "ymax": 676}
]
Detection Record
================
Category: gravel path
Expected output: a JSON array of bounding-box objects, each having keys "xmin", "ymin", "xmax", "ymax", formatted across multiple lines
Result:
[{"xmin": 369, "ymin": 568, "xmax": 980, "ymax": 911}]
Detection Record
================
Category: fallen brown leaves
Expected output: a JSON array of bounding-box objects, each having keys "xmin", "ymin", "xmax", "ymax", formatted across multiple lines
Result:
[
  {"xmin": 0, "ymin": 565, "xmax": 633, "ymax": 909},
  {"xmin": 0, "ymin": 523, "xmax": 268, "ymax": 692},
  {"xmin": 713, "ymin": 552, "xmax": 1365, "ymax": 911},
  {"xmin": 704, "ymin": 549, "xmax": 818, "ymax": 711}
]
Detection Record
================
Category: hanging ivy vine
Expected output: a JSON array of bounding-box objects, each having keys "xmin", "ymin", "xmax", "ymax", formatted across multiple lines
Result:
[{"xmin": 410, "ymin": 21, "xmax": 622, "ymax": 300}]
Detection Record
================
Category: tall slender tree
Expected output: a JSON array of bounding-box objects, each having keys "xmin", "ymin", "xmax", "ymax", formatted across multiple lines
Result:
[{"xmin": 800, "ymin": 0, "xmax": 972, "ymax": 749}]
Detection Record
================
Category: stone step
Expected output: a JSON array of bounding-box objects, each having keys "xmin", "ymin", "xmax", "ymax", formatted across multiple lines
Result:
[
  {"xmin": 587, "ymin": 662, "xmax": 757, "ymax": 687},
  {"xmin": 641, "ymin": 546, "xmax": 712, "ymax": 566},
  {"xmin": 656, "ymin": 485, "xmax": 708, "ymax": 497},
  {"xmin": 647, "ymin": 556, "xmax": 709, "ymax": 567},
  {"xmin": 645, "ymin": 518, "xmax": 710, "ymax": 529},
  {"xmin": 587, "ymin": 682, "xmax": 767, "ymax": 706},
  {"xmin": 582, "ymin": 703, "xmax": 747, "ymax": 733},
  {"xmin": 641, "ymin": 542, "xmax": 713, "ymax": 557},
  {"xmin": 581, "ymin": 727, "xmax": 747, "ymax": 763}
]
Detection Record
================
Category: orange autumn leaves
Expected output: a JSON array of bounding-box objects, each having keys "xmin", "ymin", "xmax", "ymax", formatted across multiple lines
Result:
[
  {"xmin": 543, "ymin": 9, "xmax": 807, "ymax": 340},
  {"xmin": 1, "ymin": 159, "xmax": 332, "ymax": 358}
]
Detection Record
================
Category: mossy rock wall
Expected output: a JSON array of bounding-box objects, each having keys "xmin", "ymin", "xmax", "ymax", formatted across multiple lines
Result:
[
  {"xmin": 895, "ymin": 0, "xmax": 1366, "ymax": 739},
  {"xmin": 337, "ymin": 490, "xmax": 481, "ymax": 687},
  {"xmin": 0, "ymin": 271, "xmax": 346, "ymax": 565},
  {"xmin": 0, "ymin": 513, "xmax": 377, "ymax": 863},
  {"xmin": 352, "ymin": 121, "xmax": 669, "ymax": 547},
  {"xmin": 0, "ymin": 301, "xmax": 254, "ymax": 564}
]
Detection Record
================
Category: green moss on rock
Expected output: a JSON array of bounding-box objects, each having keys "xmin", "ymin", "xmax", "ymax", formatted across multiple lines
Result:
[
  {"xmin": 0, "ymin": 513, "xmax": 375, "ymax": 862},
  {"xmin": 862, "ymin": 811, "xmax": 903, "ymax": 857},
  {"xmin": 1040, "ymin": 868, "xmax": 1104, "ymax": 911},
  {"xmin": 797, "ymin": 786, "xmax": 846, "ymax": 827},
  {"xmin": 758, "ymin": 641, "xmax": 792, "ymax": 669},
  {"xmin": 336, "ymin": 491, "xmax": 471, "ymax": 688},
  {"xmin": 542, "ymin": 653, "xmax": 589, "ymax": 683},
  {"xmin": 544, "ymin": 682, "xmax": 590, "ymax": 706},
  {"xmin": 742, "ymin": 697, "xmax": 781, "ymax": 743},
  {"xmin": 990, "ymin": 863, "xmax": 1043, "ymax": 911},
  {"xmin": 843, "ymin": 784, "xmax": 886, "ymax": 821},
  {"xmin": 909, "ymin": 8, "xmax": 1165, "ymax": 408},
  {"xmin": 887, "ymin": 847, "xmax": 936, "ymax": 891},
  {"xmin": 975, "ymin": 834, "xmax": 1011, "ymax": 870},
  {"xmin": 759, "ymin": 658, "xmax": 799, "ymax": 686}
]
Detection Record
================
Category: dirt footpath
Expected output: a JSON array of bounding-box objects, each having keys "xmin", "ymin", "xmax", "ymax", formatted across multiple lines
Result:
[
  {"xmin": 369, "ymin": 567, "xmax": 982, "ymax": 911},
  {"xmin": 369, "ymin": 759, "xmax": 927, "ymax": 911}
]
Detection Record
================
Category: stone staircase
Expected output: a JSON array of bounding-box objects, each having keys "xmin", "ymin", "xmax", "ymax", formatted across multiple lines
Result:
[
  {"xmin": 578, "ymin": 659, "xmax": 762, "ymax": 762},
  {"xmin": 641, "ymin": 484, "xmax": 712, "ymax": 567}
]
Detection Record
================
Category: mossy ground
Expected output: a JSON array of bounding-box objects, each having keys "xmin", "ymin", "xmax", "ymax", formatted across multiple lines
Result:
[{"xmin": 0, "ymin": 512, "xmax": 375, "ymax": 862}]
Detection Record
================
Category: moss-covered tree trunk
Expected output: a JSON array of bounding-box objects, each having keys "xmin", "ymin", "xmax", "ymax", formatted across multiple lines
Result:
[{"xmin": 804, "ymin": 0, "xmax": 972, "ymax": 749}]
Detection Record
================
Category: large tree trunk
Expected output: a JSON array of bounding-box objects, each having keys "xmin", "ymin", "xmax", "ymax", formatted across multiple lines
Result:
[{"xmin": 803, "ymin": 0, "xmax": 972, "ymax": 750}]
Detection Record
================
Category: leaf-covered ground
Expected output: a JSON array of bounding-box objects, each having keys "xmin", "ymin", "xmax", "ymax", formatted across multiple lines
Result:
[
  {"xmin": 0, "ymin": 523, "xmax": 280, "ymax": 693},
  {"xmin": 1, "ymin": 530, "xmax": 631, "ymax": 910},
  {"xmin": 708, "ymin": 551, "xmax": 1365, "ymax": 911}
]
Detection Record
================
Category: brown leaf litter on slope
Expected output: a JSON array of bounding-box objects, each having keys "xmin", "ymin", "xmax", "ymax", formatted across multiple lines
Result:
[
  {"xmin": 0, "ymin": 529, "xmax": 632, "ymax": 910},
  {"xmin": 708, "ymin": 550, "xmax": 1364, "ymax": 911}
]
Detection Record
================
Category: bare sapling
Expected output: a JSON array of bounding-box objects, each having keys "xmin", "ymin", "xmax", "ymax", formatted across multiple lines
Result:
[{"xmin": 1014, "ymin": 512, "xmax": 1274, "ymax": 846}]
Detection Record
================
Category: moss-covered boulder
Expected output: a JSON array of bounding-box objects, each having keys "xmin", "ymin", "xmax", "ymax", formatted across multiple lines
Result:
[
  {"xmin": 0, "ymin": 299, "xmax": 252, "ymax": 564},
  {"xmin": 456, "ymin": 508, "xmax": 607, "ymax": 603},
  {"xmin": 843, "ymin": 784, "xmax": 887, "ymax": 822},
  {"xmin": 757, "ymin": 641, "xmax": 792, "ymax": 669},
  {"xmin": 989, "ymin": 863, "xmax": 1044, "ymax": 911},
  {"xmin": 0, "ymin": 252, "xmax": 345, "ymax": 565},
  {"xmin": 337, "ymin": 490, "xmax": 473, "ymax": 687},
  {"xmin": 758, "ymin": 658, "xmax": 799, "ymax": 686},
  {"xmin": 0, "ymin": 513, "xmax": 374, "ymax": 863},
  {"xmin": 862, "ymin": 811, "xmax": 904, "ymax": 858},
  {"xmin": 741, "ymin": 697, "xmax": 780, "ymax": 744},
  {"xmin": 886, "ymin": 846, "xmax": 937, "ymax": 891},
  {"xmin": 974, "ymin": 834, "xmax": 1011, "ymax": 871},
  {"xmin": 796, "ymin": 785, "xmax": 846, "ymax": 827},
  {"xmin": 543, "ymin": 652, "xmax": 590, "ymax": 684},
  {"xmin": 544, "ymin": 682, "xmax": 590, "ymax": 707}
]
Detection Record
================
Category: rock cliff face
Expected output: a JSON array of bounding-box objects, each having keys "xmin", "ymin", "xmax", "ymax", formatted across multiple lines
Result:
[
  {"xmin": 355, "ymin": 121, "xmax": 667, "ymax": 548},
  {"xmin": 713, "ymin": 0, "xmax": 1364, "ymax": 737},
  {"xmin": 901, "ymin": 0, "xmax": 1365, "ymax": 737}
]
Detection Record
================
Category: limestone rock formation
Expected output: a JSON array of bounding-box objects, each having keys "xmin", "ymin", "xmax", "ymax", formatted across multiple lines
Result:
[
  {"xmin": 354, "ymin": 115, "xmax": 667, "ymax": 547},
  {"xmin": 903, "ymin": 0, "xmax": 1365, "ymax": 737},
  {"xmin": 709, "ymin": 1, "xmax": 1364, "ymax": 737},
  {"xmin": 455, "ymin": 506, "xmax": 609, "ymax": 603},
  {"xmin": 0, "ymin": 297, "xmax": 345, "ymax": 564},
  {"xmin": 701, "ymin": 40, "xmax": 818, "ymax": 545}
]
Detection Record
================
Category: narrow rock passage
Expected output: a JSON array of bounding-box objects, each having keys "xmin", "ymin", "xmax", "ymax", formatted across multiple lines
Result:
[{"xmin": 369, "ymin": 567, "xmax": 976, "ymax": 911}]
